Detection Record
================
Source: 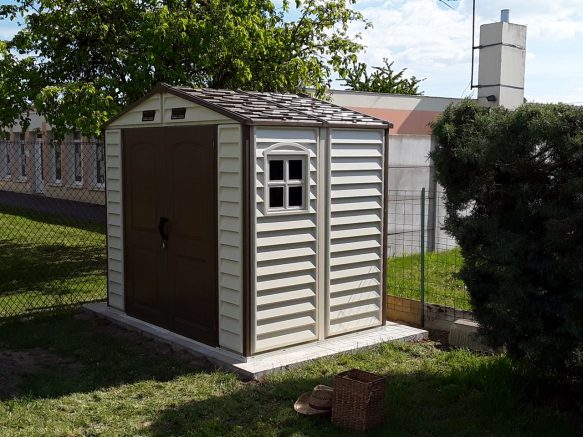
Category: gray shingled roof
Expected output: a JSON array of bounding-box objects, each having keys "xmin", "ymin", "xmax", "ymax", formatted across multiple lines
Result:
[
  {"xmin": 104, "ymin": 83, "xmax": 392, "ymax": 129},
  {"xmin": 168, "ymin": 85, "xmax": 391, "ymax": 129}
]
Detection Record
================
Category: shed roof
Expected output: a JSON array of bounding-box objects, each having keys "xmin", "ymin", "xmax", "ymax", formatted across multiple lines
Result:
[{"xmin": 104, "ymin": 83, "xmax": 392, "ymax": 129}]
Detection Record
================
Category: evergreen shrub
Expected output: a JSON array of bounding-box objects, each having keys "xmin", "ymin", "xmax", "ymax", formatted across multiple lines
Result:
[{"xmin": 431, "ymin": 100, "xmax": 583, "ymax": 377}]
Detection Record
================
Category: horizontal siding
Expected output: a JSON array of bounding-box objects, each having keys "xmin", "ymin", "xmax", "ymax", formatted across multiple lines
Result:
[
  {"xmin": 108, "ymin": 93, "xmax": 234, "ymax": 128},
  {"xmin": 217, "ymin": 125, "xmax": 243, "ymax": 354},
  {"xmin": 253, "ymin": 128, "xmax": 319, "ymax": 353},
  {"xmin": 327, "ymin": 129, "xmax": 385, "ymax": 336},
  {"xmin": 105, "ymin": 129, "xmax": 124, "ymax": 310}
]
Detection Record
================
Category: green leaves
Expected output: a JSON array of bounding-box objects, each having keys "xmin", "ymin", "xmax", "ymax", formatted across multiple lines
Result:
[
  {"xmin": 340, "ymin": 58, "xmax": 424, "ymax": 95},
  {"xmin": 431, "ymin": 101, "xmax": 583, "ymax": 379},
  {"xmin": 0, "ymin": 0, "xmax": 368, "ymax": 134}
]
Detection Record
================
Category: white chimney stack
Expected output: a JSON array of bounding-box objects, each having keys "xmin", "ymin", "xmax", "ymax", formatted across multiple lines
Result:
[{"xmin": 477, "ymin": 10, "xmax": 527, "ymax": 109}]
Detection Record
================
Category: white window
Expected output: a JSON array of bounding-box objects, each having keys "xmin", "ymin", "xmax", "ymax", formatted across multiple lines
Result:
[
  {"xmin": 266, "ymin": 156, "xmax": 307, "ymax": 212},
  {"xmin": 73, "ymin": 131, "xmax": 83, "ymax": 184},
  {"xmin": 54, "ymin": 141, "xmax": 62, "ymax": 183},
  {"xmin": 94, "ymin": 139, "xmax": 105, "ymax": 187},
  {"xmin": 0, "ymin": 140, "xmax": 9, "ymax": 178},
  {"xmin": 35, "ymin": 132, "xmax": 44, "ymax": 181},
  {"xmin": 19, "ymin": 133, "xmax": 26, "ymax": 178}
]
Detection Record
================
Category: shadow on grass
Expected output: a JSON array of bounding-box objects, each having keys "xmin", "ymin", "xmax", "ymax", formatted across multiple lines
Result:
[
  {"xmin": 0, "ymin": 240, "xmax": 106, "ymax": 297},
  {"xmin": 0, "ymin": 203, "xmax": 106, "ymax": 234},
  {"xmin": 148, "ymin": 355, "xmax": 580, "ymax": 437},
  {"xmin": 0, "ymin": 313, "xmax": 579, "ymax": 436},
  {"xmin": 0, "ymin": 312, "xmax": 212, "ymax": 401}
]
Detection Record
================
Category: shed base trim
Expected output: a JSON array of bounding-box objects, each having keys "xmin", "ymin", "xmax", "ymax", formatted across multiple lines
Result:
[{"xmin": 83, "ymin": 302, "xmax": 427, "ymax": 379}]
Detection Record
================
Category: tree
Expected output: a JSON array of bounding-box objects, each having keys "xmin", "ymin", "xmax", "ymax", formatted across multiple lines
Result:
[
  {"xmin": 340, "ymin": 58, "xmax": 424, "ymax": 95},
  {"xmin": 431, "ymin": 100, "xmax": 583, "ymax": 378},
  {"xmin": 0, "ymin": 0, "xmax": 368, "ymax": 138}
]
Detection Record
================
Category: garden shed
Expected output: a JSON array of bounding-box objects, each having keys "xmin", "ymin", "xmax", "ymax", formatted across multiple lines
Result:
[{"xmin": 103, "ymin": 83, "xmax": 392, "ymax": 358}]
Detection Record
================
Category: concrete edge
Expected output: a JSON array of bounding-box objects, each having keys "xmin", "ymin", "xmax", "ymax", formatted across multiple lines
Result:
[{"xmin": 82, "ymin": 302, "xmax": 429, "ymax": 380}]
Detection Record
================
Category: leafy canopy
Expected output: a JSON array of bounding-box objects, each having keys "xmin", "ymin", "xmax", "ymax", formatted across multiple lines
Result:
[
  {"xmin": 432, "ymin": 100, "xmax": 583, "ymax": 378},
  {"xmin": 0, "ymin": 0, "xmax": 368, "ymax": 138},
  {"xmin": 340, "ymin": 58, "xmax": 424, "ymax": 95}
]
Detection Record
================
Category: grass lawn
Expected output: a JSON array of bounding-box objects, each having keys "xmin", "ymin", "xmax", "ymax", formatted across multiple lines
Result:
[
  {"xmin": 388, "ymin": 248, "xmax": 471, "ymax": 310},
  {"xmin": 0, "ymin": 312, "xmax": 580, "ymax": 436},
  {"xmin": 0, "ymin": 204, "xmax": 106, "ymax": 318}
]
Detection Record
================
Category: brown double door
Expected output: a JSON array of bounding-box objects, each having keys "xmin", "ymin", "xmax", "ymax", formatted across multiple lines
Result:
[{"xmin": 122, "ymin": 126, "xmax": 218, "ymax": 346}]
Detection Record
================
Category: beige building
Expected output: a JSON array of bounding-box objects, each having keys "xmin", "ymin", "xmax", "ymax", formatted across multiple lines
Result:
[{"xmin": 0, "ymin": 112, "xmax": 105, "ymax": 205}]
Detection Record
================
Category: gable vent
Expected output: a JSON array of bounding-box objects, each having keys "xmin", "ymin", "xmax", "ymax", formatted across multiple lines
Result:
[
  {"xmin": 171, "ymin": 107, "xmax": 187, "ymax": 120},
  {"xmin": 142, "ymin": 110, "xmax": 156, "ymax": 122}
]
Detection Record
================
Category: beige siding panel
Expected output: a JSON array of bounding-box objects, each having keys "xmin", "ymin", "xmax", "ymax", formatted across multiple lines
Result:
[
  {"xmin": 256, "ymin": 287, "xmax": 315, "ymax": 306},
  {"xmin": 108, "ymin": 95, "xmax": 162, "ymax": 127},
  {"xmin": 217, "ymin": 124, "xmax": 243, "ymax": 354},
  {"xmin": 255, "ymin": 328, "xmax": 316, "ymax": 352},
  {"xmin": 331, "ymin": 211, "xmax": 382, "ymax": 227},
  {"xmin": 253, "ymin": 128, "xmax": 319, "ymax": 353},
  {"xmin": 256, "ymin": 217, "xmax": 316, "ymax": 232},
  {"xmin": 105, "ymin": 129, "xmax": 124, "ymax": 310},
  {"xmin": 108, "ymin": 291, "xmax": 124, "ymax": 310},
  {"xmin": 257, "ymin": 259, "xmax": 316, "ymax": 277},
  {"xmin": 330, "ymin": 290, "xmax": 381, "ymax": 307},
  {"xmin": 162, "ymin": 94, "xmax": 232, "ymax": 124},
  {"xmin": 330, "ymin": 278, "xmax": 381, "ymax": 294},
  {"xmin": 327, "ymin": 129, "xmax": 385, "ymax": 336},
  {"xmin": 330, "ymin": 251, "xmax": 381, "ymax": 267}
]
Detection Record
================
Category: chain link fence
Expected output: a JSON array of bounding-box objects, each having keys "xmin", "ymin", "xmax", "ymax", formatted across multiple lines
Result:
[
  {"xmin": 387, "ymin": 188, "xmax": 472, "ymax": 328},
  {"xmin": 0, "ymin": 139, "xmax": 107, "ymax": 319}
]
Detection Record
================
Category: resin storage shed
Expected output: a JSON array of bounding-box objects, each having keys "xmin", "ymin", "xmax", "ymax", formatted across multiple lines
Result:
[{"xmin": 103, "ymin": 83, "xmax": 391, "ymax": 357}]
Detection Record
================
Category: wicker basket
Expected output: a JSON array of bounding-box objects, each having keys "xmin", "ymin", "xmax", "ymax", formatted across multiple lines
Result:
[{"xmin": 331, "ymin": 369, "xmax": 385, "ymax": 431}]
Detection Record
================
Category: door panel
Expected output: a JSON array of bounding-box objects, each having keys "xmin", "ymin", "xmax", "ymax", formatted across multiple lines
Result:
[
  {"xmin": 166, "ymin": 126, "xmax": 217, "ymax": 344},
  {"xmin": 123, "ymin": 126, "xmax": 218, "ymax": 346},
  {"xmin": 123, "ymin": 129, "xmax": 168, "ymax": 326}
]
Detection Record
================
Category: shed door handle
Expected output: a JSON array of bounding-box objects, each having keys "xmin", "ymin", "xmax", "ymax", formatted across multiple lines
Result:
[{"xmin": 158, "ymin": 217, "xmax": 169, "ymax": 243}]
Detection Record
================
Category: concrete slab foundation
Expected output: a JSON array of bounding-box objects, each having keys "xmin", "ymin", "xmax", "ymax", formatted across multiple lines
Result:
[
  {"xmin": 83, "ymin": 302, "xmax": 428, "ymax": 379},
  {"xmin": 448, "ymin": 318, "xmax": 492, "ymax": 353}
]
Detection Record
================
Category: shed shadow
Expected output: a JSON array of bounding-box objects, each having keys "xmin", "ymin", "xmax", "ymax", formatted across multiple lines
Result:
[
  {"xmin": 0, "ymin": 312, "xmax": 215, "ymax": 401},
  {"xmin": 148, "ymin": 360, "xmax": 581, "ymax": 436}
]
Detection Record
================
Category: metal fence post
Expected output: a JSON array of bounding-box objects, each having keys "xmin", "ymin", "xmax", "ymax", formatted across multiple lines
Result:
[{"xmin": 420, "ymin": 187, "xmax": 426, "ymax": 328}]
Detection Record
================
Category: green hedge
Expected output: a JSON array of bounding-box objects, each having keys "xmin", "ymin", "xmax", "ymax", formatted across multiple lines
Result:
[{"xmin": 431, "ymin": 100, "xmax": 583, "ymax": 378}]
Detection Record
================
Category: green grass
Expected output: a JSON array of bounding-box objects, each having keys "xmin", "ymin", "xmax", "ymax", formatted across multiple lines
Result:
[
  {"xmin": 0, "ymin": 204, "xmax": 106, "ymax": 318},
  {"xmin": 388, "ymin": 248, "xmax": 471, "ymax": 310},
  {"xmin": 0, "ymin": 313, "xmax": 579, "ymax": 436}
]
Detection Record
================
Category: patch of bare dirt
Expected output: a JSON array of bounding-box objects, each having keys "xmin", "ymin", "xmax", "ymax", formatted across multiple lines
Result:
[
  {"xmin": 0, "ymin": 345, "xmax": 82, "ymax": 399},
  {"xmin": 427, "ymin": 329, "xmax": 453, "ymax": 351}
]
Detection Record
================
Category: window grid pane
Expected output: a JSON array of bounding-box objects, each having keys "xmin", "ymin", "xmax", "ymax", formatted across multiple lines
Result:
[
  {"xmin": 269, "ymin": 186, "xmax": 284, "ymax": 208},
  {"xmin": 266, "ymin": 156, "xmax": 306, "ymax": 212},
  {"xmin": 269, "ymin": 159, "xmax": 284, "ymax": 181}
]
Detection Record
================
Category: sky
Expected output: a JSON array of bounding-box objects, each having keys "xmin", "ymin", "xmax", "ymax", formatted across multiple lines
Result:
[
  {"xmin": 1, "ymin": 0, "xmax": 582, "ymax": 104},
  {"xmin": 349, "ymin": 0, "xmax": 583, "ymax": 103}
]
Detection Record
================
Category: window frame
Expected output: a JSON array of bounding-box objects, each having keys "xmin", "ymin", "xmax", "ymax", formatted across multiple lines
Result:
[
  {"xmin": 0, "ymin": 139, "xmax": 10, "ymax": 179},
  {"xmin": 94, "ymin": 138, "xmax": 105, "ymax": 189},
  {"xmin": 18, "ymin": 133, "xmax": 26, "ymax": 179},
  {"xmin": 265, "ymin": 151, "xmax": 309, "ymax": 214},
  {"xmin": 73, "ymin": 131, "xmax": 83, "ymax": 185},
  {"xmin": 35, "ymin": 131, "xmax": 44, "ymax": 182},
  {"xmin": 53, "ymin": 140, "xmax": 62, "ymax": 185}
]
